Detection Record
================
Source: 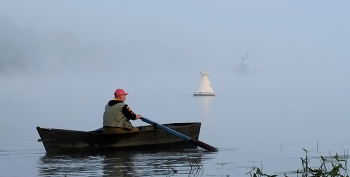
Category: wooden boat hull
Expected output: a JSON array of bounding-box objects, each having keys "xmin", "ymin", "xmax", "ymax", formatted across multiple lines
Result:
[{"xmin": 37, "ymin": 122, "xmax": 201, "ymax": 153}]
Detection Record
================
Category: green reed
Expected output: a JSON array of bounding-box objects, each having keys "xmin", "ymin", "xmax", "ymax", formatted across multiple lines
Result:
[{"xmin": 247, "ymin": 148, "xmax": 349, "ymax": 177}]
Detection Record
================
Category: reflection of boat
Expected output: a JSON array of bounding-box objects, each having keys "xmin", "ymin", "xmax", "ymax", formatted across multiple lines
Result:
[
  {"xmin": 193, "ymin": 71, "xmax": 216, "ymax": 96},
  {"xmin": 38, "ymin": 149, "xmax": 205, "ymax": 176},
  {"xmin": 37, "ymin": 122, "xmax": 201, "ymax": 153}
]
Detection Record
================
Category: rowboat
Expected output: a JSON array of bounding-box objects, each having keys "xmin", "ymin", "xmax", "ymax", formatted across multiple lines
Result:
[{"xmin": 37, "ymin": 122, "xmax": 201, "ymax": 153}]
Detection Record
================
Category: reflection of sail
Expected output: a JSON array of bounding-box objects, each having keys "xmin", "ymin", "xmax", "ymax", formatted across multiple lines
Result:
[
  {"xmin": 199, "ymin": 96, "xmax": 213, "ymax": 118},
  {"xmin": 196, "ymin": 96, "xmax": 214, "ymax": 136},
  {"xmin": 37, "ymin": 150, "xmax": 209, "ymax": 176}
]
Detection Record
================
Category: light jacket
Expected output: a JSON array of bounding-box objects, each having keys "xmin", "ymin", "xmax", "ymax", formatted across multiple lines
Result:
[{"xmin": 103, "ymin": 101, "xmax": 133, "ymax": 130}]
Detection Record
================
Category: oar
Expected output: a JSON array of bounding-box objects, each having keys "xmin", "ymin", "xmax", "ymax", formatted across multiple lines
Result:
[{"xmin": 140, "ymin": 117, "xmax": 218, "ymax": 152}]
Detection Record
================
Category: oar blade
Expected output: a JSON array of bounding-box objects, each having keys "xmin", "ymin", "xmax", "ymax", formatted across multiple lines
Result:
[{"xmin": 190, "ymin": 138, "xmax": 218, "ymax": 152}]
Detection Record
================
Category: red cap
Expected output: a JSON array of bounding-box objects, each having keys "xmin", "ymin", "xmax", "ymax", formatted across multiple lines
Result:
[{"xmin": 114, "ymin": 89, "xmax": 128, "ymax": 96}]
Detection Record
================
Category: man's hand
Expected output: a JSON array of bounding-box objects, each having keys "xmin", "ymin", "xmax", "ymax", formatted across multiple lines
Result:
[{"xmin": 136, "ymin": 114, "xmax": 142, "ymax": 119}]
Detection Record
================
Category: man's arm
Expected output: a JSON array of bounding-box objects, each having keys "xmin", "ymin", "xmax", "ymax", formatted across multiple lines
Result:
[{"xmin": 122, "ymin": 105, "xmax": 138, "ymax": 120}]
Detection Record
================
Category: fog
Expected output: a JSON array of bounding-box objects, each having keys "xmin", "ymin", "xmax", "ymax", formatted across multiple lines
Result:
[{"xmin": 1, "ymin": 1, "xmax": 350, "ymax": 129}]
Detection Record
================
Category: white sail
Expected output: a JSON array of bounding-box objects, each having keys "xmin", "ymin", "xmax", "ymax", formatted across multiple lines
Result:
[{"xmin": 194, "ymin": 71, "xmax": 216, "ymax": 96}]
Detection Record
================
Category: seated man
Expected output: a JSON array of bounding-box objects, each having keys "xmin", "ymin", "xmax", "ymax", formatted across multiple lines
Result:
[{"xmin": 103, "ymin": 88, "xmax": 142, "ymax": 134}]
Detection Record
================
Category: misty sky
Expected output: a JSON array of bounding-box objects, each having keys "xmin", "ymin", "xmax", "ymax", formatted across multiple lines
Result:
[
  {"xmin": 1, "ymin": 1, "xmax": 349, "ymax": 84},
  {"xmin": 0, "ymin": 0, "xmax": 350, "ymax": 136}
]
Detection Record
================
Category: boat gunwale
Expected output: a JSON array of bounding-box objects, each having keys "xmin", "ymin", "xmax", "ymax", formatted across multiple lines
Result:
[{"xmin": 37, "ymin": 122, "xmax": 201, "ymax": 134}]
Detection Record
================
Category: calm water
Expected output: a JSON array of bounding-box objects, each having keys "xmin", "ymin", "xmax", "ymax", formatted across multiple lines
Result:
[{"xmin": 1, "ymin": 72, "xmax": 349, "ymax": 176}]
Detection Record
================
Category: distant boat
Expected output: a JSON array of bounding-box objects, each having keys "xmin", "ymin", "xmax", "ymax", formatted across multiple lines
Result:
[
  {"xmin": 193, "ymin": 71, "xmax": 216, "ymax": 96},
  {"xmin": 235, "ymin": 53, "xmax": 257, "ymax": 73}
]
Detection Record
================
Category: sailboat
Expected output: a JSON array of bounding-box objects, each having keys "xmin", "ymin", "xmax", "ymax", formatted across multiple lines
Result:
[
  {"xmin": 235, "ymin": 53, "xmax": 257, "ymax": 73},
  {"xmin": 193, "ymin": 71, "xmax": 216, "ymax": 96}
]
